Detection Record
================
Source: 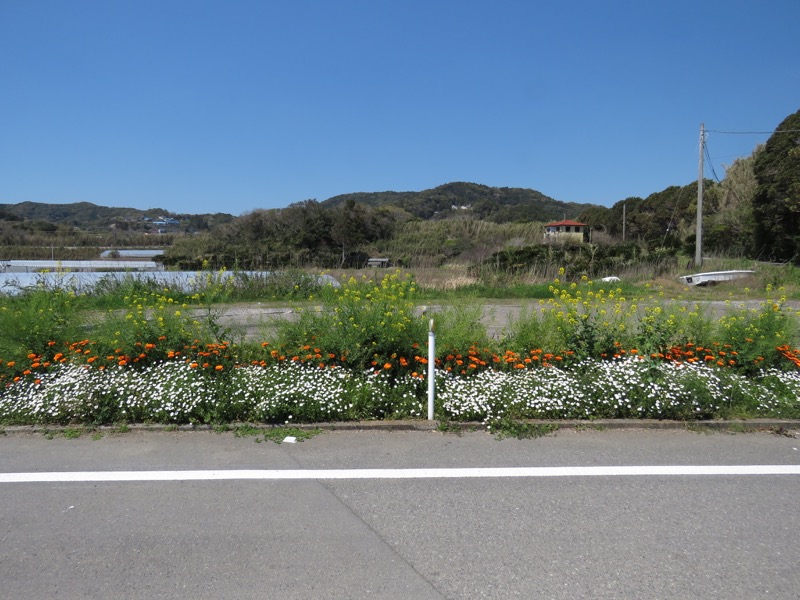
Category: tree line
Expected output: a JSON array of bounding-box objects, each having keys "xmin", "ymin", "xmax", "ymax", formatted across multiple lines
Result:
[{"xmin": 579, "ymin": 108, "xmax": 800, "ymax": 263}]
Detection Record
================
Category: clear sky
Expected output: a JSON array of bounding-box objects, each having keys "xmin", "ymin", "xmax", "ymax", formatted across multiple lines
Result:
[{"xmin": 1, "ymin": 0, "xmax": 798, "ymax": 216}]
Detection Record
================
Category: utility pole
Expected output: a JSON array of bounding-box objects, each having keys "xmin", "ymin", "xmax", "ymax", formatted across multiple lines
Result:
[
  {"xmin": 622, "ymin": 202, "xmax": 626, "ymax": 242},
  {"xmin": 695, "ymin": 123, "xmax": 705, "ymax": 268}
]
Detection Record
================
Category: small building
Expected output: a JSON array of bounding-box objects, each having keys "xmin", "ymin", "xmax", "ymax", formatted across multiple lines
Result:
[
  {"xmin": 543, "ymin": 220, "xmax": 588, "ymax": 244},
  {"xmin": 365, "ymin": 258, "xmax": 391, "ymax": 268}
]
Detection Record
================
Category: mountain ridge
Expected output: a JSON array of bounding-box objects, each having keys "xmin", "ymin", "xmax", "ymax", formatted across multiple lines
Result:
[{"xmin": 2, "ymin": 181, "xmax": 599, "ymax": 228}]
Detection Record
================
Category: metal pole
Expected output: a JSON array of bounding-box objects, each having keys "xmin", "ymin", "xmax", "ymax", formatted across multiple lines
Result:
[
  {"xmin": 695, "ymin": 123, "xmax": 705, "ymax": 268},
  {"xmin": 427, "ymin": 319, "xmax": 435, "ymax": 420},
  {"xmin": 622, "ymin": 202, "xmax": 626, "ymax": 242}
]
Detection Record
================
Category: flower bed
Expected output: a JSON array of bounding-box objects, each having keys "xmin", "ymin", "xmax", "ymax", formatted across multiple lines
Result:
[
  {"xmin": 2, "ymin": 271, "xmax": 800, "ymax": 425},
  {"xmin": 1, "ymin": 356, "xmax": 799, "ymax": 426}
]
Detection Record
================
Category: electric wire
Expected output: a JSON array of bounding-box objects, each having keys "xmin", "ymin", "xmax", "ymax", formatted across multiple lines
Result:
[
  {"xmin": 704, "ymin": 142, "xmax": 723, "ymax": 183},
  {"xmin": 706, "ymin": 129, "xmax": 800, "ymax": 135}
]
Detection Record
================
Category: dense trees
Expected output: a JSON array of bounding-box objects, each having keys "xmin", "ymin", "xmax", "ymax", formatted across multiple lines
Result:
[
  {"xmin": 752, "ymin": 109, "xmax": 800, "ymax": 261},
  {"xmin": 579, "ymin": 183, "xmax": 712, "ymax": 250},
  {"xmin": 164, "ymin": 199, "xmax": 401, "ymax": 269},
  {"xmin": 703, "ymin": 151, "xmax": 759, "ymax": 257}
]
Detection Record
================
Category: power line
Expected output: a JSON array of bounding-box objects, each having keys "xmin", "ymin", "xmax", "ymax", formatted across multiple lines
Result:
[
  {"xmin": 704, "ymin": 143, "xmax": 723, "ymax": 183},
  {"xmin": 706, "ymin": 128, "xmax": 800, "ymax": 134}
]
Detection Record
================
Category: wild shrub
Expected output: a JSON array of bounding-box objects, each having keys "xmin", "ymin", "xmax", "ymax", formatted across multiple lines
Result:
[{"xmin": 269, "ymin": 271, "xmax": 427, "ymax": 372}]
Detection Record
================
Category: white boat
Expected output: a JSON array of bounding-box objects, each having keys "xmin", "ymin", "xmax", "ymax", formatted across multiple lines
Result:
[{"xmin": 678, "ymin": 270, "xmax": 755, "ymax": 286}]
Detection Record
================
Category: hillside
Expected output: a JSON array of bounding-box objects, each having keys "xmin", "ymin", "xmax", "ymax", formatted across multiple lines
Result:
[
  {"xmin": 322, "ymin": 182, "xmax": 597, "ymax": 223},
  {"xmin": 0, "ymin": 201, "xmax": 234, "ymax": 231}
]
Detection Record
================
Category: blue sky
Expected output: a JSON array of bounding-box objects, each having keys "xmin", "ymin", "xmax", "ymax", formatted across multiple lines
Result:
[{"xmin": 1, "ymin": 0, "xmax": 798, "ymax": 216}]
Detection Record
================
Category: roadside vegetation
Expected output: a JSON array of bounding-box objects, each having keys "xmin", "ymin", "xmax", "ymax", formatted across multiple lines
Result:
[{"xmin": 1, "ymin": 268, "xmax": 799, "ymax": 427}]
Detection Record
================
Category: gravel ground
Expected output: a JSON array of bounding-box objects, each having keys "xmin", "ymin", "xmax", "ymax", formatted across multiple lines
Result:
[{"xmin": 202, "ymin": 298, "xmax": 800, "ymax": 342}]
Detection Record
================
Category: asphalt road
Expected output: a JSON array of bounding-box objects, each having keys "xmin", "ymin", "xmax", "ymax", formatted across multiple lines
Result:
[{"xmin": 1, "ymin": 428, "xmax": 799, "ymax": 599}]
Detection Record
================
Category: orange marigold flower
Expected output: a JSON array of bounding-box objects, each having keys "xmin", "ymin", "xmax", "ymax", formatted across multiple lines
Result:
[
  {"xmin": 383, "ymin": 363, "xmax": 392, "ymax": 370},
  {"xmin": 215, "ymin": 365, "xmax": 224, "ymax": 371}
]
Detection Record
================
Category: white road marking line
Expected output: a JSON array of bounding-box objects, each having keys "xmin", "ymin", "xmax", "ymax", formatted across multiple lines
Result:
[{"xmin": 1, "ymin": 465, "xmax": 800, "ymax": 483}]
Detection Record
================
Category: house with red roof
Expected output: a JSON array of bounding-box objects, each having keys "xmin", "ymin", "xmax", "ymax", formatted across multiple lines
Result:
[{"xmin": 543, "ymin": 219, "xmax": 588, "ymax": 244}]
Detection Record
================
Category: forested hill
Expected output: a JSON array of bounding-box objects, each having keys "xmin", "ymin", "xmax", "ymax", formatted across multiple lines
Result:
[
  {"xmin": 0, "ymin": 201, "xmax": 234, "ymax": 231},
  {"xmin": 1, "ymin": 201, "xmax": 152, "ymax": 226},
  {"xmin": 322, "ymin": 182, "xmax": 597, "ymax": 223}
]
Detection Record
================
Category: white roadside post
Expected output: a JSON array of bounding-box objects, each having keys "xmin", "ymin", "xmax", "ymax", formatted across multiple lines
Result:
[{"xmin": 428, "ymin": 318, "xmax": 435, "ymax": 420}]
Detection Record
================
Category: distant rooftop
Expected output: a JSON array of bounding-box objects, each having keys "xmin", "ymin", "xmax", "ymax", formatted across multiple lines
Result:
[{"xmin": 544, "ymin": 220, "xmax": 588, "ymax": 227}]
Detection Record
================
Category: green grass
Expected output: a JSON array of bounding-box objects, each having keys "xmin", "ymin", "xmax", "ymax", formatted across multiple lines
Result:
[
  {"xmin": 232, "ymin": 424, "xmax": 322, "ymax": 443},
  {"xmin": 488, "ymin": 418, "xmax": 559, "ymax": 440}
]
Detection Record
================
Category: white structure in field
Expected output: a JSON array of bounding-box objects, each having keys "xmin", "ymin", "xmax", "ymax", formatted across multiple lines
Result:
[{"xmin": 543, "ymin": 220, "xmax": 588, "ymax": 244}]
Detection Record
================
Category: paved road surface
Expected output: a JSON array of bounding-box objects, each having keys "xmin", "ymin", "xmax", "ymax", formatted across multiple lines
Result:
[{"xmin": 1, "ymin": 428, "xmax": 799, "ymax": 599}]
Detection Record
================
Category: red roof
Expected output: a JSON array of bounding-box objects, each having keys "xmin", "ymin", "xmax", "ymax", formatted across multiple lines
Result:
[{"xmin": 545, "ymin": 220, "xmax": 587, "ymax": 227}]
